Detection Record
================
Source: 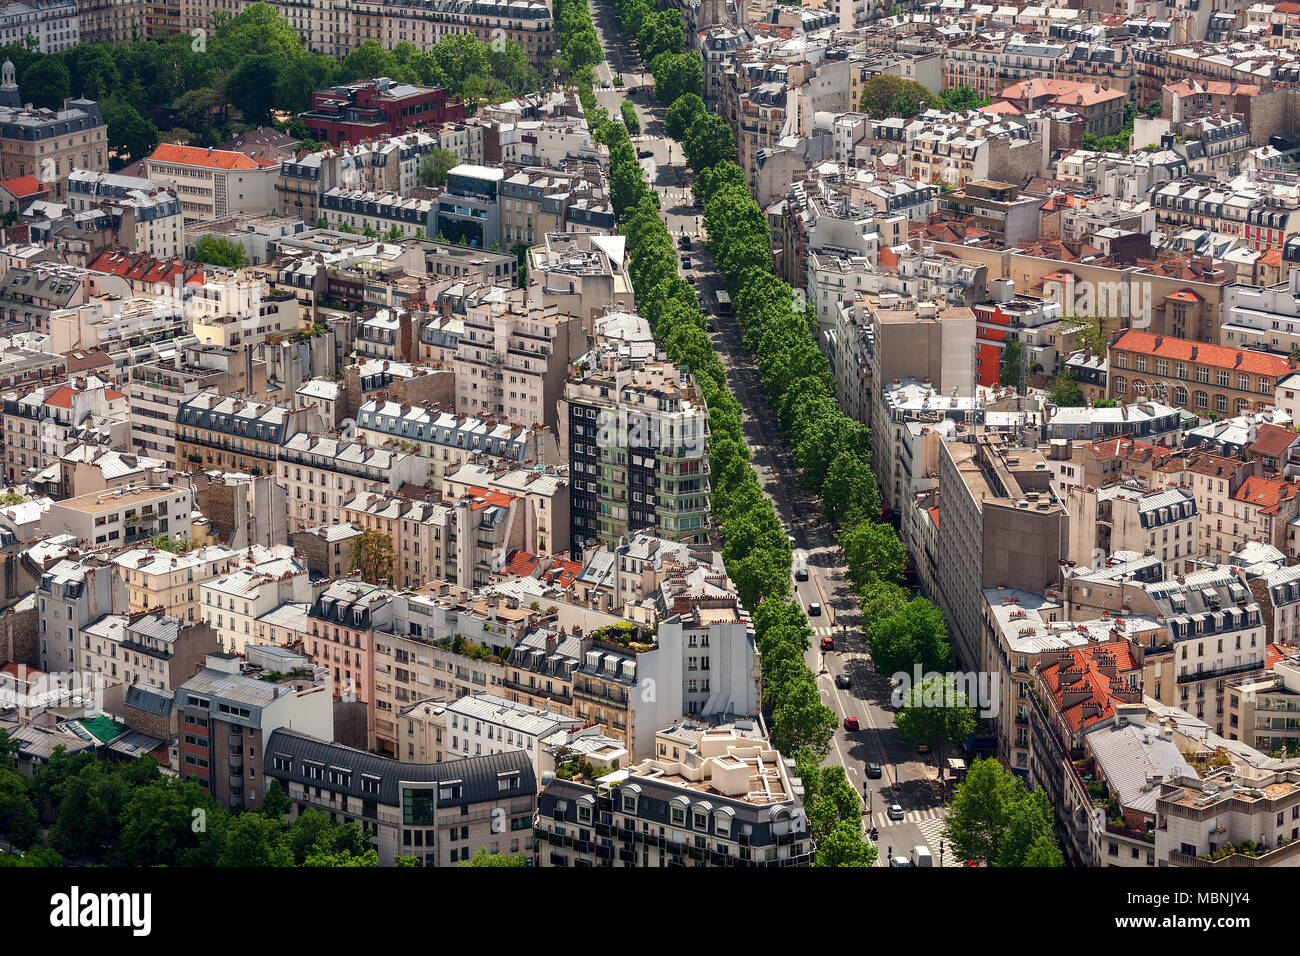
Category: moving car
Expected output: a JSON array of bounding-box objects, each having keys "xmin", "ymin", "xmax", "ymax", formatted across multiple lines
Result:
[
  {"xmin": 835, "ymin": 674, "xmax": 851, "ymax": 689},
  {"xmin": 844, "ymin": 716, "xmax": 859, "ymax": 732},
  {"xmin": 794, "ymin": 567, "xmax": 809, "ymax": 581},
  {"xmin": 601, "ymin": 79, "xmax": 610, "ymax": 87},
  {"xmin": 820, "ymin": 636, "xmax": 834, "ymax": 652},
  {"xmin": 680, "ymin": 255, "xmax": 692, "ymax": 269},
  {"xmin": 678, "ymin": 235, "xmax": 692, "ymax": 249},
  {"xmin": 888, "ymin": 804, "xmax": 905, "ymax": 821},
  {"xmin": 866, "ymin": 762, "xmax": 882, "ymax": 778},
  {"xmin": 808, "ymin": 603, "xmax": 822, "ymax": 616},
  {"xmin": 636, "ymin": 147, "xmax": 653, "ymax": 158},
  {"xmin": 890, "ymin": 856, "xmax": 912, "ymax": 867}
]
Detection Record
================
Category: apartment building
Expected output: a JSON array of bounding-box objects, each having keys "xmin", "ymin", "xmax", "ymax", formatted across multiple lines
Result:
[
  {"xmin": 0, "ymin": 62, "xmax": 105, "ymax": 199},
  {"xmin": 79, "ymin": 610, "xmax": 219, "ymax": 692},
  {"xmin": 110, "ymin": 544, "xmax": 239, "ymax": 621},
  {"xmin": 355, "ymin": 398, "xmax": 558, "ymax": 485},
  {"xmin": 319, "ymin": 187, "xmax": 435, "ymax": 238},
  {"xmin": 265, "ymin": 729, "xmax": 537, "ymax": 866},
  {"xmin": 43, "ymin": 482, "xmax": 193, "ymax": 549},
  {"xmin": 277, "ymin": 434, "xmax": 424, "ymax": 533},
  {"xmin": 1150, "ymin": 176, "xmax": 1300, "ymax": 253},
  {"xmin": 442, "ymin": 460, "xmax": 569, "ymax": 560},
  {"xmin": 536, "ymin": 724, "xmax": 813, "ymax": 868},
  {"xmin": 1155, "ymin": 767, "xmax": 1300, "ymax": 866},
  {"xmin": 176, "ymin": 650, "xmax": 333, "ymax": 811},
  {"xmin": 296, "ymin": 78, "xmax": 464, "ymax": 148},
  {"xmin": 127, "ymin": 342, "xmax": 266, "ymax": 461},
  {"xmin": 440, "ymin": 692, "xmax": 580, "ymax": 776},
  {"xmin": 454, "ymin": 292, "xmax": 585, "ymax": 428},
  {"xmin": 1226, "ymin": 656, "xmax": 1300, "ymax": 753},
  {"xmin": 936, "ymin": 436, "xmax": 1069, "ymax": 674},
  {"xmin": 1247, "ymin": 564, "xmax": 1300, "ymax": 647},
  {"xmin": 62, "ymin": 169, "xmax": 183, "ymax": 259},
  {"xmin": 143, "ymin": 144, "xmax": 279, "ymax": 225},
  {"xmin": 36, "ymin": 554, "xmax": 127, "ymax": 674},
  {"xmin": 350, "ymin": 0, "xmax": 555, "ymax": 68},
  {"xmin": 1067, "ymin": 485, "xmax": 1199, "ymax": 575},
  {"xmin": 174, "ymin": 391, "xmax": 325, "ymax": 477},
  {"xmin": 306, "ymin": 579, "xmax": 393, "ymax": 732},
  {"xmin": 938, "ymin": 181, "xmax": 1043, "ymax": 248},
  {"xmin": 200, "ymin": 552, "xmax": 312, "ymax": 655},
  {"xmin": 560, "ymin": 354, "xmax": 711, "ymax": 555},
  {"xmin": 2, "ymin": 374, "xmax": 127, "ymax": 482},
  {"xmin": 1109, "ymin": 331, "xmax": 1289, "ymax": 416}
]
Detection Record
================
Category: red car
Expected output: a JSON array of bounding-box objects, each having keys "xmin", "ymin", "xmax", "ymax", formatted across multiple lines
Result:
[
  {"xmin": 844, "ymin": 717, "xmax": 860, "ymax": 732},
  {"xmin": 820, "ymin": 636, "xmax": 834, "ymax": 652}
]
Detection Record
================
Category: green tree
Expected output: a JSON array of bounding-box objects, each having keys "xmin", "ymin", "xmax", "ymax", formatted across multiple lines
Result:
[
  {"xmin": 65, "ymin": 45, "xmax": 121, "ymax": 102},
  {"xmin": 418, "ymin": 147, "xmax": 459, "ymax": 188},
  {"xmin": 194, "ymin": 235, "xmax": 247, "ymax": 269},
  {"xmin": 683, "ymin": 113, "xmax": 737, "ymax": 171},
  {"xmin": 104, "ymin": 103, "xmax": 159, "ymax": 166},
  {"xmin": 858, "ymin": 74, "xmax": 935, "ymax": 118},
  {"xmin": 350, "ymin": 528, "xmax": 395, "ymax": 584},
  {"xmin": 460, "ymin": 847, "xmax": 530, "ymax": 866},
  {"xmin": 944, "ymin": 758, "xmax": 1024, "ymax": 866},
  {"xmin": 840, "ymin": 520, "xmax": 906, "ymax": 589},
  {"xmin": 893, "ymin": 676, "xmax": 977, "ymax": 772},
  {"xmin": 225, "ymin": 55, "xmax": 281, "ymax": 125},
  {"xmin": 275, "ymin": 57, "xmax": 332, "ymax": 114},
  {"xmin": 868, "ymin": 598, "xmax": 951, "ymax": 678},
  {"xmin": 665, "ymin": 92, "xmax": 705, "ymax": 140},
  {"xmin": 0, "ymin": 768, "xmax": 38, "ymax": 848},
  {"xmin": 340, "ymin": 40, "xmax": 398, "ymax": 83},
  {"xmin": 1023, "ymin": 833, "xmax": 1065, "ymax": 867},
  {"xmin": 210, "ymin": 2, "xmax": 310, "ymax": 69},
  {"xmin": 20, "ymin": 57, "xmax": 70, "ymax": 111},
  {"xmin": 815, "ymin": 820, "xmax": 878, "ymax": 867},
  {"xmin": 638, "ymin": 9, "xmax": 684, "ymax": 63},
  {"xmin": 1000, "ymin": 337, "xmax": 1025, "ymax": 389},
  {"xmin": 218, "ymin": 813, "xmax": 293, "ymax": 866},
  {"xmin": 651, "ymin": 51, "xmax": 702, "ymax": 105},
  {"xmin": 1047, "ymin": 367, "xmax": 1085, "ymax": 407},
  {"xmin": 938, "ymin": 85, "xmax": 992, "ymax": 111},
  {"xmin": 620, "ymin": 99, "xmax": 640, "ymax": 134},
  {"xmin": 997, "ymin": 789, "xmax": 1059, "ymax": 867},
  {"xmin": 821, "ymin": 451, "xmax": 879, "ymax": 529},
  {"xmin": 47, "ymin": 763, "xmax": 129, "ymax": 862},
  {"xmin": 769, "ymin": 675, "xmax": 836, "ymax": 757}
]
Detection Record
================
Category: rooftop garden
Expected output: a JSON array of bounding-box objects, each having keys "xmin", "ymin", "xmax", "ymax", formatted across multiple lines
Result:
[
  {"xmin": 442, "ymin": 634, "xmax": 510, "ymax": 666},
  {"xmin": 590, "ymin": 621, "xmax": 655, "ymax": 651}
]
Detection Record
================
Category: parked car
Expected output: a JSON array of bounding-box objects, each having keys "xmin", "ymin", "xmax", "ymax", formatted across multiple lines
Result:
[
  {"xmin": 890, "ymin": 856, "xmax": 912, "ymax": 867},
  {"xmin": 820, "ymin": 636, "xmax": 834, "ymax": 652},
  {"xmin": 808, "ymin": 603, "xmax": 822, "ymax": 617},
  {"xmin": 794, "ymin": 567, "xmax": 809, "ymax": 582},
  {"xmin": 601, "ymin": 79, "xmax": 611, "ymax": 87},
  {"xmin": 678, "ymin": 235, "xmax": 692, "ymax": 249},
  {"xmin": 680, "ymin": 255, "xmax": 692, "ymax": 269},
  {"xmin": 844, "ymin": 716, "xmax": 859, "ymax": 732},
  {"xmin": 866, "ymin": 762, "xmax": 882, "ymax": 779},
  {"xmin": 888, "ymin": 803, "xmax": 905, "ymax": 821},
  {"xmin": 637, "ymin": 147, "xmax": 653, "ymax": 158},
  {"xmin": 835, "ymin": 674, "xmax": 851, "ymax": 689}
]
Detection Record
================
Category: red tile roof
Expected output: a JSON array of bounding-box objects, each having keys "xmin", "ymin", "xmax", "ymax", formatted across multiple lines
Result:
[
  {"xmin": 1247, "ymin": 423, "xmax": 1298, "ymax": 462},
  {"xmin": 928, "ymin": 506, "xmax": 939, "ymax": 530},
  {"xmin": 461, "ymin": 486, "xmax": 516, "ymax": 510},
  {"xmin": 148, "ymin": 143, "xmax": 280, "ymax": 171},
  {"xmin": 1111, "ymin": 331, "xmax": 1292, "ymax": 377},
  {"xmin": 1232, "ymin": 475, "xmax": 1298, "ymax": 515},
  {"xmin": 0, "ymin": 662, "xmax": 43, "ymax": 681},
  {"xmin": 0, "ymin": 175, "xmax": 43, "ymax": 198},
  {"xmin": 1039, "ymin": 640, "xmax": 1142, "ymax": 733},
  {"xmin": 43, "ymin": 385, "xmax": 73, "ymax": 408},
  {"xmin": 1266, "ymin": 643, "xmax": 1286, "ymax": 669}
]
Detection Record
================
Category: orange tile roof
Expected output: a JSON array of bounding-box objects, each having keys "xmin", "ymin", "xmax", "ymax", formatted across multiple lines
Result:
[
  {"xmin": 1248, "ymin": 423, "xmax": 1298, "ymax": 461},
  {"xmin": 928, "ymin": 506, "xmax": 939, "ymax": 529},
  {"xmin": 0, "ymin": 662, "xmax": 43, "ymax": 681},
  {"xmin": 1087, "ymin": 437, "xmax": 1178, "ymax": 465},
  {"xmin": 1039, "ymin": 640, "xmax": 1142, "ymax": 733},
  {"xmin": 148, "ymin": 143, "xmax": 280, "ymax": 171},
  {"xmin": 0, "ymin": 175, "xmax": 43, "ymax": 198},
  {"xmin": 43, "ymin": 385, "xmax": 73, "ymax": 408},
  {"xmin": 1266, "ymin": 643, "xmax": 1286, "ymax": 669},
  {"xmin": 1232, "ymin": 475, "xmax": 1297, "ymax": 515},
  {"xmin": 461, "ymin": 486, "xmax": 516, "ymax": 510},
  {"xmin": 1111, "ymin": 331, "xmax": 1292, "ymax": 377}
]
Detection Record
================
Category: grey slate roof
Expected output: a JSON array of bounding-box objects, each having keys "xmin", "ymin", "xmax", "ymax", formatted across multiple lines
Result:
[{"xmin": 265, "ymin": 728, "xmax": 536, "ymax": 807}]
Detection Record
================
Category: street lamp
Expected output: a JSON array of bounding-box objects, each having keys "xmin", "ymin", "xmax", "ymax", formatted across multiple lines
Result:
[{"xmin": 939, "ymin": 840, "xmax": 945, "ymax": 867}]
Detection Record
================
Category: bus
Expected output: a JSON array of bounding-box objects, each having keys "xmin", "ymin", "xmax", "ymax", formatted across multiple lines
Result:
[{"xmin": 715, "ymin": 290, "xmax": 733, "ymax": 315}]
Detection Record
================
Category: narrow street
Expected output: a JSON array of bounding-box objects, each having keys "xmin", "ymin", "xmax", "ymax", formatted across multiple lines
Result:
[{"xmin": 587, "ymin": 0, "xmax": 955, "ymax": 864}]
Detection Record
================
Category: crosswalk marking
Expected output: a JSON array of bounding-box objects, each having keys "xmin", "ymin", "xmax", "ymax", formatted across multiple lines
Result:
[
  {"xmin": 915, "ymin": 815, "xmax": 962, "ymax": 867},
  {"xmin": 871, "ymin": 806, "xmax": 945, "ymax": 830}
]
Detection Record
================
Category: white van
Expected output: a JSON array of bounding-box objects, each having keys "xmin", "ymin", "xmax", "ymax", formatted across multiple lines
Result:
[{"xmin": 911, "ymin": 846, "xmax": 933, "ymax": 867}]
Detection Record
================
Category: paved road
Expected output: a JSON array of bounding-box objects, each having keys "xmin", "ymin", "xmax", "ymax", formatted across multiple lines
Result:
[{"xmin": 587, "ymin": 0, "xmax": 954, "ymax": 866}]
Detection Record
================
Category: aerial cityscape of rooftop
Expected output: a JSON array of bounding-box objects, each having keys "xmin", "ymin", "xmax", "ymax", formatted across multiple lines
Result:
[{"xmin": 0, "ymin": 0, "xmax": 1294, "ymax": 910}]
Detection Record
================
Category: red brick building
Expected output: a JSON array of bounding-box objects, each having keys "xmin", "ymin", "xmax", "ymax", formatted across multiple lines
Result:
[{"xmin": 298, "ymin": 78, "xmax": 466, "ymax": 148}]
